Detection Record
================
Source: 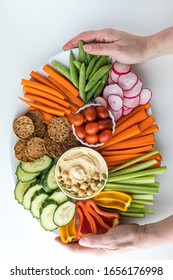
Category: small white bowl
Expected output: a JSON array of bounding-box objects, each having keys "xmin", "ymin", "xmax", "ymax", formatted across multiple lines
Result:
[{"xmin": 72, "ymin": 103, "xmax": 116, "ymax": 148}]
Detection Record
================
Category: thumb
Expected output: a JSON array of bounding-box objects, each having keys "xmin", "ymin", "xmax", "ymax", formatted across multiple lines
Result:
[
  {"xmin": 83, "ymin": 42, "xmax": 116, "ymax": 57},
  {"xmin": 79, "ymin": 234, "xmax": 108, "ymax": 249}
]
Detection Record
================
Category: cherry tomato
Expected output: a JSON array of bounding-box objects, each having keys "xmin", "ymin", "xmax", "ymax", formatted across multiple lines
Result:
[
  {"xmin": 85, "ymin": 122, "xmax": 99, "ymax": 135},
  {"xmin": 98, "ymin": 129, "xmax": 113, "ymax": 143},
  {"xmin": 75, "ymin": 125, "xmax": 86, "ymax": 139},
  {"xmin": 85, "ymin": 134, "xmax": 99, "ymax": 144},
  {"xmin": 84, "ymin": 107, "xmax": 97, "ymax": 122},
  {"xmin": 96, "ymin": 106, "xmax": 109, "ymax": 119},
  {"xmin": 98, "ymin": 119, "xmax": 113, "ymax": 130},
  {"xmin": 68, "ymin": 112, "xmax": 84, "ymax": 126}
]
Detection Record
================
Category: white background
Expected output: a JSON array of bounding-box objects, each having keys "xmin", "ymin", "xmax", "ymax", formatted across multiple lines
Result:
[{"xmin": 1, "ymin": 0, "xmax": 173, "ymax": 278}]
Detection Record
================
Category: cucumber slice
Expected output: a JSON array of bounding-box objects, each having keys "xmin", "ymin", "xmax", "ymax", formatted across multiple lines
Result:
[
  {"xmin": 30, "ymin": 189, "xmax": 49, "ymax": 218},
  {"xmin": 16, "ymin": 165, "xmax": 40, "ymax": 182},
  {"xmin": 42, "ymin": 165, "xmax": 59, "ymax": 193},
  {"xmin": 20, "ymin": 155, "xmax": 53, "ymax": 173},
  {"xmin": 14, "ymin": 179, "xmax": 36, "ymax": 204},
  {"xmin": 40, "ymin": 200, "xmax": 58, "ymax": 231},
  {"xmin": 23, "ymin": 184, "xmax": 43, "ymax": 210},
  {"xmin": 53, "ymin": 201, "xmax": 75, "ymax": 227},
  {"xmin": 49, "ymin": 190, "xmax": 68, "ymax": 205}
]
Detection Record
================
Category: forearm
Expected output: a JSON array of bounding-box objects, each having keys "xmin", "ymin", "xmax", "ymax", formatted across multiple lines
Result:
[
  {"xmin": 140, "ymin": 215, "xmax": 173, "ymax": 248},
  {"xmin": 147, "ymin": 26, "xmax": 173, "ymax": 60}
]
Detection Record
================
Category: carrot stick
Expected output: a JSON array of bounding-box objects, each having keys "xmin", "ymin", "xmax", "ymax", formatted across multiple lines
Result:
[
  {"xmin": 116, "ymin": 103, "xmax": 151, "ymax": 126},
  {"xmin": 131, "ymin": 124, "xmax": 159, "ymax": 138},
  {"xmin": 101, "ymin": 145, "xmax": 154, "ymax": 156},
  {"xmin": 139, "ymin": 153, "xmax": 162, "ymax": 162},
  {"xmin": 48, "ymin": 76, "xmax": 84, "ymax": 107},
  {"xmin": 69, "ymin": 102, "xmax": 80, "ymax": 112},
  {"xmin": 23, "ymin": 87, "xmax": 70, "ymax": 108},
  {"xmin": 104, "ymin": 153, "xmax": 145, "ymax": 163},
  {"xmin": 43, "ymin": 65, "xmax": 79, "ymax": 97},
  {"xmin": 21, "ymin": 79, "xmax": 65, "ymax": 100},
  {"xmin": 147, "ymin": 161, "xmax": 161, "ymax": 169},
  {"xmin": 24, "ymin": 93, "xmax": 71, "ymax": 115},
  {"xmin": 102, "ymin": 134, "xmax": 155, "ymax": 151},
  {"xmin": 96, "ymin": 124, "xmax": 141, "ymax": 151},
  {"xmin": 138, "ymin": 116, "xmax": 156, "ymax": 131},
  {"xmin": 114, "ymin": 109, "xmax": 148, "ymax": 135},
  {"xmin": 30, "ymin": 71, "xmax": 59, "ymax": 91},
  {"xmin": 19, "ymin": 97, "xmax": 65, "ymax": 117}
]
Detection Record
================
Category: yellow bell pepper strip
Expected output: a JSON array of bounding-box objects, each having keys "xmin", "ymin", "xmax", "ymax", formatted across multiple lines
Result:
[
  {"xmin": 59, "ymin": 214, "xmax": 76, "ymax": 244},
  {"xmin": 76, "ymin": 201, "xmax": 97, "ymax": 240},
  {"xmin": 85, "ymin": 200, "xmax": 120, "ymax": 231},
  {"xmin": 93, "ymin": 190, "xmax": 132, "ymax": 212}
]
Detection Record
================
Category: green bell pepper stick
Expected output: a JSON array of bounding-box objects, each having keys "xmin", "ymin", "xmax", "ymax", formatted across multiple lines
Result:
[
  {"xmin": 51, "ymin": 61, "xmax": 71, "ymax": 82},
  {"xmin": 78, "ymin": 41, "xmax": 85, "ymax": 63},
  {"xmin": 89, "ymin": 56, "xmax": 108, "ymax": 79},
  {"xmin": 69, "ymin": 50, "xmax": 79, "ymax": 88},
  {"xmin": 73, "ymin": 61, "xmax": 82, "ymax": 70},
  {"xmin": 79, "ymin": 63, "xmax": 86, "ymax": 102},
  {"xmin": 86, "ymin": 56, "xmax": 97, "ymax": 79},
  {"xmin": 94, "ymin": 72, "xmax": 109, "ymax": 98},
  {"xmin": 85, "ymin": 64, "xmax": 111, "ymax": 92},
  {"xmin": 85, "ymin": 80, "xmax": 101, "ymax": 103}
]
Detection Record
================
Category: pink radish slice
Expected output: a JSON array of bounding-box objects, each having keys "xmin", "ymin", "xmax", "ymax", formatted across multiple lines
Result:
[
  {"xmin": 123, "ymin": 95, "xmax": 140, "ymax": 108},
  {"xmin": 139, "ymin": 88, "xmax": 152, "ymax": 105},
  {"xmin": 108, "ymin": 76, "xmax": 114, "ymax": 85},
  {"xmin": 123, "ymin": 79, "xmax": 143, "ymax": 98},
  {"xmin": 110, "ymin": 69, "xmax": 119, "ymax": 83},
  {"xmin": 123, "ymin": 107, "xmax": 133, "ymax": 115},
  {"xmin": 95, "ymin": 96, "xmax": 107, "ymax": 108},
  {"xmin": 103, "ymin": 84, "xmax": 123, "ymax": 100},
  {"xmin": 112, "ymin": 61, "xmax": 131, "ymax": 75},
  {"xmin": 118, "ymin": 72, "xmax": 138, "ymax": 90},
  {"xmin": 107, "ymin": 94, "xmax": 123, "ymax": 112},
  {"xmin": 109, "ymin": 108, "xmax": 123, "ymax": 121}
]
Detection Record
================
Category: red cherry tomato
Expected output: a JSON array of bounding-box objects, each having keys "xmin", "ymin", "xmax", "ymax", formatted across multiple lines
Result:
[
  {"xmin": 75, "ymin": 125, "xmax": 86, "ymax": 139},
  {"xmin": 85, "ymin": 134, "xmax": 99, "ymax": 144},
  {"xmin": 84, "ymin": 107, "xmax": 97, "ymax": 122},
  {"xmin": 68, "ymin": 112, "xmax": 85, "ymax": 126},
  {"xmin": 85, "ymin": 122, "xmax": 99, "ymax": 135},
  {"xmin": 96, "ymin": 106, "xmax": 109, "ymax": 119},
  {"xmin": 98, "ymin": 119, "xmax": 113, "ymax": 130},
  {"xmin": 98, "ymin": 129, "xmax": 113, "ymax": 143}
]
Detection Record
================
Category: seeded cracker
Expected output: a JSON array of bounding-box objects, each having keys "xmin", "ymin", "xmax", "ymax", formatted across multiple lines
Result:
[
  {"xmin": 62, "ymin": 132, "xmax": 81, "ymax": 151},
  {"xmin": 26, "ymin": 137, "xmax": 46, "ymax": 160},
  {"xmin": 44, "ymin": 131, "xmax": 66, "ymax": 158},
  {"xmin": 47, "ymin": 117, "xmax": 70, "ymax": 143},
  {"xmin": 14, "ymin": 140, "xmax": 31, "ymax": 162},
  {"xmin": 35, "ymin": 123, "xmax": 47, "ymax": 138},
  {"xmin": 13, "ymin": 116, "xmax": 35, "ymax": 139},
  {"xmin": 26, "ymin": 110, "xmax": 44, "ymax": 131}
]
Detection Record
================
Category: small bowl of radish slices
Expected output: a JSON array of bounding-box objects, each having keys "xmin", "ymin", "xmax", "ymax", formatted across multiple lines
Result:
[
  {"xmin": 95, "ymin": 61, "xmax": 152, "ymax": 121},
  {"xmin": 68, "ymin": 103, "xmax": 115, "ymax": 147}
]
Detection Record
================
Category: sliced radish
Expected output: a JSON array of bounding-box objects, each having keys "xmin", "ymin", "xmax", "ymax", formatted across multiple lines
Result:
[
  {"xmin": 95, "ymin": 96, "xmax": 107, "ymax": 108},
  {"xmin": 123, "ymin": 95, "xmax": 140, "ymax": 108},
  {"xmin": 110, "ymin": 69, "xmax": 119, "ymax": 83},
  {"xmin": 103, "ymin": 84, "xmax": 123, "ymax": 100},
  {"xmin": 118, "ymin": 72, "xmax": 138, "ymax": 91},
  {"xmin": 109, "ymin": 108, "xmax": 123, "ymax": 121},
  {"xmin": 112, "ymin": 61, "xmax": 131, "ymax": 75},
  {"xmin": 123, "ymin": 107, "xmax": 133, "ymax": 115},
  {"xmin": 139, "ymin": 88, "xmax": 152, "ymax": 105},
  {"xmin": 123, "ymin": 79, "xmax": 143, "ymax": 98},
  {"xmin": 108, "ymin": 76, "xmax": 114, "ymax": 85},
  {"xmin": 107, "ymin": 94, "xmax": 123, "ymax": 112}
]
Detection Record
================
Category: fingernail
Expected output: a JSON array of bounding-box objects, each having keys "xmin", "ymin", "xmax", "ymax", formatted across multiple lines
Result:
[
  {"xmin": 84, "ymin": 44, "xmax": 92, "ymax": 52},
  {"xmin": 79, "ymin": 237, "xmax": 87, "ymax": 246}
]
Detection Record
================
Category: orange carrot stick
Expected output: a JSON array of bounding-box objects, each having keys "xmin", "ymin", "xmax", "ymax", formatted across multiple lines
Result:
[
  {"xmin": 24, "ymin": 93, "xmax": 71, "ymax": 115},
  {"xmin": 131, "ymin": 124, "xmax": 159, "ymax": 138},
  {"xmin": 103, "ymin": 153, "xmax": 145, "ymax": 164},
  {"xmin": 19, "ymin": 97, "xmax": 65, "ymax": 117},
  {"xmin": 114, "ymin": 109, "xmax": 148, "ymax": 135},
  {"xmin": 101, "ymin": 145, "xmax": 154, "ymax": 156},
  {"xmin": 21, "ymin": 79, "xmax": 65, "ymax": 100},
  {"xmin": 96, "ymin": 124, "xmax": 141, "ymax": 151},
  {"xmin": 69, "ymin": 102, "xmax": 80, "ymax": 112},
  {"xmin": 23, "ymin": 87, "xmax": 70, "ymax": 108},
  {"xmin": 30, "ymin": 71, "xmax": 59, "ymax": 91},
  {"xmin": 43, "ymin": 65, "xmax": 79, "ymax": 97},
  {"xmin": 138, "ymin": 116, "xmax": 156, "ymax": 131}
]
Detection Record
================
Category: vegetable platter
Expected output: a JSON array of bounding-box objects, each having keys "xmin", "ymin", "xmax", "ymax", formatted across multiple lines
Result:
[{"xmin": 11, "ymin": 41, "xmax": 167, "ymax": 244}]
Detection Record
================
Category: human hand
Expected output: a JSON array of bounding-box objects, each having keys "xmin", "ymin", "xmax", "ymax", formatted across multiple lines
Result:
[{"xmin": 63, "ymin": 28, "xmax": 150, "ymax": 64}]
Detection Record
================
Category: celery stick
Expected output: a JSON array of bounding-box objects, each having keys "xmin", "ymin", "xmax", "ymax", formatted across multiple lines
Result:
[
  {"xmin": 108, "ymin": 166, "xmax": 167, "ymax": 182},
  {"xmin": 131, "ymin": 202, "xmax": 145, "ymax": 208},
  {"xmin": 132, "ymin": 199, "xmax": 153, "ymax": 205},
  {"xmin": 117, "ymin": 175, "xmax": 155, "ymax": 185},
  {"xmin": 109, "ymin": 150, "xmax": 159, "ymax": 173},
  {"xmin": 131, "ymin": 194, "xmax": 154, "ymax": 200},
  {"xmin": 109, "ymin": 159, "xmax": 157, "ymax": 177},
  {"xmin": 117, "ymin": 211, "xmax": 145, "ymax": 218},
  {"xmin": 129, "ymin": 207, "xmax": 154, "ymax": 214},
  {"xmin": 105, "ymin": 183, "xmax": 159, "ymax": 194}
]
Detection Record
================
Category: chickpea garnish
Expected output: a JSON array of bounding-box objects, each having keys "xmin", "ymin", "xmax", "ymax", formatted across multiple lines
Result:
[
  {"xmin": 78, "ymin": 189, "xmax": 85, "ymax": 197},
  {"xmin": 72, "ymin": 184, "xmax": 80, "ymax": 193},
  {"xmin": 80, "ymin": 182, "xmax": 88, "ymax": 190},
  {"xmin": 86, "ymin": 188, "xmax": 94, "ymax": 196},
  {"xmin": 61, "ymin": 170, "xmax": 69, "ymax": 179},
  {"xmin": 65, "ymin": 178, "xmax": 72, "ymax": 185},
  {"xmin": 92, "ymin": 172, "xmax": 100, "ymax": 180}
]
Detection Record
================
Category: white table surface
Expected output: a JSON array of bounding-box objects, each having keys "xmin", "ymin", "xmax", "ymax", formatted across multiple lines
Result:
[{"xmin": 1, "ymin": 0, "xmax": 173, "ymax": 273}]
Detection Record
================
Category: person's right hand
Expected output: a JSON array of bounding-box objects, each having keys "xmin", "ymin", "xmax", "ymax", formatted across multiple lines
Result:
[{"xmin": 63, "ymin": 28, "xmax": 150, "ymax": 64}]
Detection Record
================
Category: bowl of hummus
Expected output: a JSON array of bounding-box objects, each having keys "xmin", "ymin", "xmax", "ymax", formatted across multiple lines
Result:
[{"xmin": 55, "ymin": 147, "xmax": 108, "ymax": 200}]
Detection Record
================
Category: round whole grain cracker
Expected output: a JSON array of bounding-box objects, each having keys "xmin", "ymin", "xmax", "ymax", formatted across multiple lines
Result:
[
  {"xmin": 26, "ymin": 137, "xmax": 46, "ymax": 160},
  {"xmin": 26, "ymin": 110, "xmax": 44, "ymax": 131},
  {"xmin": 35, "ymin": 123, "xmax": 47, "ymax": 138},
  {"xmin": 14, "ymin": 139, "xmax": 31, "ymax": 162},
  {"xmin": 13, "ymin": 115, "xmax": 35, "ymax": 139},
  {"xmin": 47, "ymin": 117, "xmax": 70, "ymax": 143},
  {"xmin": 44, "ymin": 131, "xmax": 66, "ymax": 158},
  {"xmin": 62, "ymin": 132, "xmax": 81, "ymax": 151}
]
